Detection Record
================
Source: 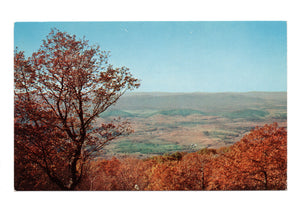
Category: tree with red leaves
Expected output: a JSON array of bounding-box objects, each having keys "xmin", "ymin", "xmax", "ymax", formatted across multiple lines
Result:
[
  {"xmin": 14, "ymin": 28, "xmax": 140, "ymax": 190},
  {"xmin": 208, "ymin": 123, "xmax": 287, "ymax": 190}
]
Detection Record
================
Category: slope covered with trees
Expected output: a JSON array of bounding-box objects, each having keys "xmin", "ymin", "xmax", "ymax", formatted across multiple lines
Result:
[
  {"xmin": 85, "ymin": 123, "xmax": 286, "ymax": 191},
  {"xmin": 16, "ymin": 123, "xmax": 286, "ymax": 190}
]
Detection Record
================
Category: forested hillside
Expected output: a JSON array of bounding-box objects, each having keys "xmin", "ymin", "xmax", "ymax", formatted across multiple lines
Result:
[{"xmin": 15, "ymin": 123, "xmax": 287, "ymax": 190}]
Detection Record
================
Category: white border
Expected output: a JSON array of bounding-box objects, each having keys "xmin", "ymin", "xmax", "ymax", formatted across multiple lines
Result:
[{"xmin": 1, "ymin": 0, "xmax": 299, "ymax": 199}]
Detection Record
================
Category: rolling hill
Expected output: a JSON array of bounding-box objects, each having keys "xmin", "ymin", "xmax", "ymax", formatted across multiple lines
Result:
[
  {"xmin": 107, "ymin": 92, "xmax": 286, "ymax": 112},
  {"xmin": 98, "ymin": 92, "xmax": 287, "ymax": 158}
]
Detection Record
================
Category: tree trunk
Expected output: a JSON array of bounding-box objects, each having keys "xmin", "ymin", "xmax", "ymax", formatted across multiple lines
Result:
[{"xmin": 263, "ymin": 170, "xmax": 268, "ymax": 190}]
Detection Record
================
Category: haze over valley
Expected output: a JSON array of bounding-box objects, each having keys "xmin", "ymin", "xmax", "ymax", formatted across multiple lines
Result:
[{"xmin": 97, "ymin": 91, "xmax": 287, "ymax": 158}]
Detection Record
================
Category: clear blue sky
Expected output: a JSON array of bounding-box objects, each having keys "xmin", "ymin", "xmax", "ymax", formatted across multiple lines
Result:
[{"xmin": 14, "ymin": 21, "xmax": 287, "ymax": 93}]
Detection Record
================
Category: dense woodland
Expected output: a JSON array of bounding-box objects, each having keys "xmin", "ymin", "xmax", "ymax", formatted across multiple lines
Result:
[{"xmin": 15, "ymin": 123, "xmax": 287, "ymax": 190}]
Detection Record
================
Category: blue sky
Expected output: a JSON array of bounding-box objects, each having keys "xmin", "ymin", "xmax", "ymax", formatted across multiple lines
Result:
[{"xmin": 14, "ymin": 21, "xmax": 287, "ymax": 92}]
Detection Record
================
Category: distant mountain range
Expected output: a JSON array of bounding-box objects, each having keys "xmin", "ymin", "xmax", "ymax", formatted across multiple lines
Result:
[{"xmin": 106, "ymin": 91, "xmax": 287, "ymax": 113}]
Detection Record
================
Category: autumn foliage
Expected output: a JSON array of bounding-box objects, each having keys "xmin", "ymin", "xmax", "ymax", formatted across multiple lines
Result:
[
  {"xmin": 82, "ymin": 123, "xmax": 287, "ymax": 191},
  {"xmin": 14, "ymin": 29, "xmax": 140, "ymax": 190},
  {"xmin": 208, "ymin": 122, "xmax": 287, "ymax": 190}
]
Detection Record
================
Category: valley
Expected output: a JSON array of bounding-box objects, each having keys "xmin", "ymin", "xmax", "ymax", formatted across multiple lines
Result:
[{"xmin": 95, "ymin": 92, "xmax": 287, "ymax": 158}]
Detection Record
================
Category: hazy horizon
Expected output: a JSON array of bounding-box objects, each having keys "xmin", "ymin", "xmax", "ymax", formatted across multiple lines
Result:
[
  {"xmin": 14, "ymin": 21, "xmax": 287, "ymax": 93},
  {"xmin": 124, "ymin": 90, "xmax": 287, "ymax": 95}
]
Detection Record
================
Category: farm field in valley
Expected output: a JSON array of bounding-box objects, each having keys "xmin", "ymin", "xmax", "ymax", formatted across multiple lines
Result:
[{"xmin": 95, "ymin": 91, "xmax": 287, "ymax": 158}]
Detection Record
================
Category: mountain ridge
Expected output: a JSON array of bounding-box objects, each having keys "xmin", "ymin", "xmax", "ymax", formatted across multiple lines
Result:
[{"xmin": 109, "ymin": 91, "xmax": 287, "ymax": 112}]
